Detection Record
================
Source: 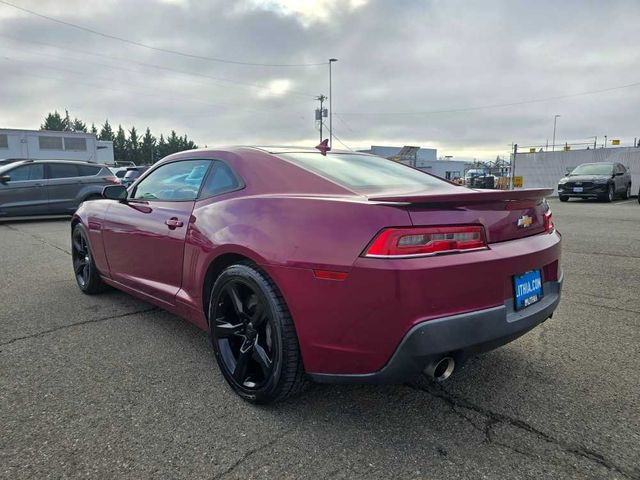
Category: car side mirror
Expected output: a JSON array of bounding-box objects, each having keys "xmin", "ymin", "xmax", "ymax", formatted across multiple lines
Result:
[
  {"xmin": 0, "ymin": 175, "xmax": 10, "ymax": 184},
  {"xmin": 614, "ymin": 171, "xmax": 624, "ymax": 176},
  {"xmin": 102, "ymin": 184, "xmax": 128, "ymax": 201}
]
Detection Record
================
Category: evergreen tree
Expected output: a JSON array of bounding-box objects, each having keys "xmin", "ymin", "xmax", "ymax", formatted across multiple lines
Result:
[
  {"xmin": 99, "ymin": 120, "xmax": 114, "ymax": 142},
  {"xmin": 127, "ymin": 126, "xmax": 140, "ymax": 164},
  {"xmin": 156, "ymin": 134, "xmax": 168, "ymax": 162},
  {"xmin": 140, "ymin": 127, "xmax": 156, "ymax": 165},
  {"xmin": 90, "ymin": 123, "xmax": 98, "ymax": 135},
  {"xmin": 41, "ymin": 110, "xmax": 66, "ymax": 131},
  {"xmin": 72, "ymin": 117, "xmax": 87, "ymax": 132},
  {"xmin": 167, "ymin": 130, "xmax": 180, "ymax": 155},
  {"xmin": 113, "ymin": 125, "xmax": 127, "ymax": 163}
]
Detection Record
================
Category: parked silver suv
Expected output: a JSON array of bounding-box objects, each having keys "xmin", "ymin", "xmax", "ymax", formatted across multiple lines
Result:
[{"xmin": 0, "ymin": 160, "xmax": 118, "ymax": 217}]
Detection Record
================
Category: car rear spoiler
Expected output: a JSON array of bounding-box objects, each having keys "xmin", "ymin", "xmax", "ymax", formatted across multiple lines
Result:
[{"xmin": 367, "ymin": 188, "xmax": 554, "ymax": 205}]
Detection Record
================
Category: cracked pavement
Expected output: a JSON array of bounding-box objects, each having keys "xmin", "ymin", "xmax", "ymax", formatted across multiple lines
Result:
[{"xmin": 1, "ymin": 200, "xmax": 639, "ymax": 479}]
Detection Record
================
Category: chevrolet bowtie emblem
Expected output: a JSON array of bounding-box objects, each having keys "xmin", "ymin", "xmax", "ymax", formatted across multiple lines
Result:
[{"xmin": 517, "ymin": 215, "xmax": 533, "ymax": 228}]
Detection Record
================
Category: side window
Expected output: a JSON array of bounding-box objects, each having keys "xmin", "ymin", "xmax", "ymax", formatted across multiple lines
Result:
[
  {"xmin": 49, "ymin": 163, "xmax": 79, "ymax": 179},
  {"xmin": 7, "ymin": 164, "xmax": 44, "ymax": 181},
  {"xmin": 200, "ymin": 161, "xmax": 241, "ymax": 198},
  {"xmin": 131, "ymin": 160, "xmax": 211, "ymax": 201},
  {"xmin": 77, "ymin": 165, "xmax": 101, "ymax": 176}
]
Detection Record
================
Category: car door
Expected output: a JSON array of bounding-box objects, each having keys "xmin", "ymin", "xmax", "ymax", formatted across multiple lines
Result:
[
  {"xmin": 618, "ymin": 164, "xmax": 630, "ymax": 192},
  {"xmin": 101, "ymin": 158, "xmax": 212, "ymax": 304},
  {"xmin": 46, "ymin": 162, "xmax": 82, "ymax": 214},
  {"xmin": 0, "ymin": 163, "xmax": 48, "ymax": 216}
]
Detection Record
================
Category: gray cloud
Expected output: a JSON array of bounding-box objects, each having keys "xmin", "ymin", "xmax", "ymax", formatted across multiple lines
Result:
[{"xmin": 1, "ymin": 0, "xmax": 639, "ymax": 159}]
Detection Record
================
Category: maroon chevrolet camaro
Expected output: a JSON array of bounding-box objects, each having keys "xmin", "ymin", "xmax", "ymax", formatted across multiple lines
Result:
[{"xmin": 71, "ymin": 146, "xmax": 562, "ymax": 403}]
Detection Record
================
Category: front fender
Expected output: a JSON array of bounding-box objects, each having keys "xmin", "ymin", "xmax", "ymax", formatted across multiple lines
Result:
[{"xmin": 73, "ymin": 200, "xmax": 112, "ymax": 277}]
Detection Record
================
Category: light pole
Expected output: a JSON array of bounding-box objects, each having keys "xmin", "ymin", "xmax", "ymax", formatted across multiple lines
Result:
[
  {"xmin": 329, "ymin": 58, "xmax": 338, "ymax": 148},
  {"xmin": 552, "ymin": 114, "xmax": 560, "ymax": 152}
]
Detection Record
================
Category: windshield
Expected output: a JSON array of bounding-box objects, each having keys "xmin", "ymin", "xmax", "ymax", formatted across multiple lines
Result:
[
  {"xmin": 570, "ymin": 164, "xmax": 613, "ymax": 176},
  {"xmin": 0, "ymin": 161, "xmax": 25, "ymax": 174},
  {"xmin": 278, "ymin": 152, "xmax": 447, "ymax": 193}
]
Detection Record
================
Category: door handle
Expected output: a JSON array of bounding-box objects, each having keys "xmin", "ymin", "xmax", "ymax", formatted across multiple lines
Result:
[{"xmin": 165, "ymin": 218, "xmax": 184, "ymax": 229}]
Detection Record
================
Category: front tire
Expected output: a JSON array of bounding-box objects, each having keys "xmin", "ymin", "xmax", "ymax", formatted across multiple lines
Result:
[
  {"xmin": 208, "ymin": 263, "xmax": 307, "ymax": 404},
  {"xmin": 71, "ymin": 224, "xmax": 108, "ymax": 294},
  {"xmin": 600, "ymin": 184, "xmax": 614, "ymax": 202}
]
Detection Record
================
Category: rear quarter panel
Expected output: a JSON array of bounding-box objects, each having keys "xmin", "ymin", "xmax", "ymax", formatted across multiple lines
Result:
[{"xmin": 178, "ymin": 195, "xmax": 412, "ymax": 332}]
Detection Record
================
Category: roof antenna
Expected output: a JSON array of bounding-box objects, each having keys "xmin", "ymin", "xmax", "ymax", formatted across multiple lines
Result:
[{"xmin": 315, "ymin": 138, "xmax": 331, "ymax": 156}]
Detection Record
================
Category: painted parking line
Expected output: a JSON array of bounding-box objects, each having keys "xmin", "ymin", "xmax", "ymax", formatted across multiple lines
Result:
[{"xmin": 613, "ymin": 200, "xmax": 637, "ymax": 205}]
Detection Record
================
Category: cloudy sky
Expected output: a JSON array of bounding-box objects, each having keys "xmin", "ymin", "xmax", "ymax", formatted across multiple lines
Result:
[{"xmin": 1, "ymin": 0, "xmax": 640, "ymax": 160}]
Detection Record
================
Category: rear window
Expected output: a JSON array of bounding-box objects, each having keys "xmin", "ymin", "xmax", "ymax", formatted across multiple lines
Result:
[
  {"xmin": 278, "ymin": 152, "xmax": 446, "ymax": 192},
  {"xmin": 124, "ymin": 169, "xmax": 142, "ymax": 179},
  {"xmin": 78, "ymin": 165, "xmax": 101, "ymax": 176}
]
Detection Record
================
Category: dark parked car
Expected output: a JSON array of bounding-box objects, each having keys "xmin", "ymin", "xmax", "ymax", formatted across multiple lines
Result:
[
  {"xmin": 0, "ymin": 160, "xmax": 118, "ymax": 217},
  {"xmin": 120, "ymin": 166, "xmax": 149, "ymax": 188},
  {"xmin": 557, "ymin": 162, "xmax": 632, "ymax": 202},
  {"xmin": 71, "ymin": 147, "xmax": 562, "ymax": 404}
]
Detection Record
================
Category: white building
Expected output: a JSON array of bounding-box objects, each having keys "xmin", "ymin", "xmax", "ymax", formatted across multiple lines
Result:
[
  {"xmin": 513, "ymin": 146, "xmax": 640, "ymax": 195},
  {"xmin": 362, "ymin": 145, "xmax": 471, "ymax": 181},
  {"xmin": 0, "ymin": 128, "xmax": 114, "ymax": 164}
]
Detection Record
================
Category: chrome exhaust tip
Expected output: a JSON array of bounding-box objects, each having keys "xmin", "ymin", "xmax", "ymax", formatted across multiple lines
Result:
[{"xmin": 424, "ymin": 357, "xmax": 455, "ymax": 381}]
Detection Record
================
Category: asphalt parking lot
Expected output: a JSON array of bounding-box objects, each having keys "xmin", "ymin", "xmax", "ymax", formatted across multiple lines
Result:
[{"xmin": 1, "ymin": 199, "xmax": 639, "ymax": 480}]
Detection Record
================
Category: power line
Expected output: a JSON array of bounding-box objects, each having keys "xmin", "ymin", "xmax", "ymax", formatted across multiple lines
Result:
[
  {"xmin": 0, "ymin": 56, "xmax": 307, "ymax": 117},
  {"xmin": 322, "ymin": 121, "xmax": 352, "ymax": 151},
  {"xmin": 337, "ymin": 81, "xmax": 640, "ymax": 116},
  {"xmin": 0, "ymin": 34, "xmax": 316, "ymax": 98},
  {"xmin": 0, "ymin": 0, "xmax": 325, "ymax": 67}
]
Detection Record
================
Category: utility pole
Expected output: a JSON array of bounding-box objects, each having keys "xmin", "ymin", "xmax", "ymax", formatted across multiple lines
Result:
[
  {"xmin": 315, "ymin": 95, "xmax": 327, "ymax": 143},
  {"xmin": 511, "ymin": 143, "xmax": 518, "ymax": 189},
  {"xmin": 328, "ymin": 58, "xmax": 338, "ymax": 148},
  {"xmin": 552, "ymin": 115, "xmax": 560, "ymax": 152}
]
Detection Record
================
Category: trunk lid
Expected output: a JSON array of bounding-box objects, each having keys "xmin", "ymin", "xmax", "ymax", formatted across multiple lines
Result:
[{"xmin": 367, "ymin": 188, "xmax": 553, "ymax": 243}]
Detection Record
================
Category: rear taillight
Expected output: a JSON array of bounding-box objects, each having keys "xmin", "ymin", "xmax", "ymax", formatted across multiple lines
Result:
[
  {"xmin": 363, "ymin": 225, "xmax": 487, "ymax": 258},
  {"xmin": 104, "ymin": 176, "xmax": 119, "ymax": 184},
  {"xmin": 543, "ymin": 211, "xmax": 554, "ymax": 233}
]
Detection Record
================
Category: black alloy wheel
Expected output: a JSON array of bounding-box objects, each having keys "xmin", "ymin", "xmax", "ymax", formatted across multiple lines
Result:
[
  {"xmin": 208, "ymin": 264, "xmax": 306, "ymax": 404},
  {"xmin": 71, "ymin": 224, "xmax": 107, "ymax": 294}
]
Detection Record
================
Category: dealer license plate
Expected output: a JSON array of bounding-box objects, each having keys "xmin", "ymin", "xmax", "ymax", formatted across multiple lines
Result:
[
  {"xmin": 573, "ymin": 187, "xmax": 583, "ymax": 193},
  {"xmin": 513, "ymin": 270, "xmax": 543, "ymax": 310}
]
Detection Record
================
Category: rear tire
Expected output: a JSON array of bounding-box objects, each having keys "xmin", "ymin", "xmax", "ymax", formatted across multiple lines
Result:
[
  {"xmin": 71, "ymin": 224, "xmax": 108, "ymax": 294},
  {"xmin": 559, "ymin": 195, "xmax": 569, "ymax": 202},
  {"xmin": 622, "ymin": 184, "xmax": 631, "ymax": 200},
  {"xmin": 208, "ymin": 263, "xmax": 307, "ymax": 404}
]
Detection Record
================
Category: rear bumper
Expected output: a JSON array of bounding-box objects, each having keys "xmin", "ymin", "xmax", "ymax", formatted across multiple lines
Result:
[{"xmin": 310, "ymin": 277, "xmax": 562, "ymax": 384}]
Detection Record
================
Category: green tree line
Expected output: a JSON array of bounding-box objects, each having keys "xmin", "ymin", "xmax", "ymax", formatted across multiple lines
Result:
[{"xmin": 41, "ymin": 110, "xmax": 197, "ymax": 165}]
